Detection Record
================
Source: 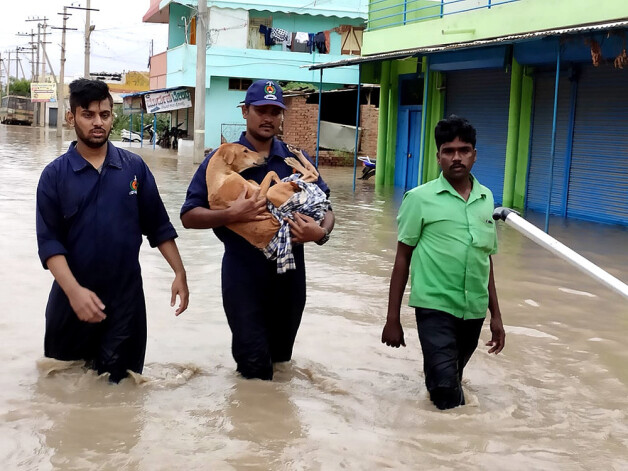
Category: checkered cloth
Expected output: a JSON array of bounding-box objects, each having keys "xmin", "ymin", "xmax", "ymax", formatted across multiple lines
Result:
[{"xmin": 262, "ymin": 174, "xmax": 331, "ymax": 273}]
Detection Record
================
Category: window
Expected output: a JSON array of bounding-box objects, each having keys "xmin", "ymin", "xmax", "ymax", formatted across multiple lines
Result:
[
  {"xmin": 340, "ymin": 26, "xmax": 364, "ymax": 55},
  {"xmin": 229, "ymin": 78, "xmax": 253, "ymax": 91},
  {"xmin": 248, "ymin": 17, "xmax": 271, "ymax": 50},
  {"xmin": 400, "ymin": 77, "xmax": 424, "ymax": 106}
]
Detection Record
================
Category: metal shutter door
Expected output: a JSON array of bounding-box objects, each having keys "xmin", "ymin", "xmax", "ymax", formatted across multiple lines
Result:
[
  {"xmin": 526, "ymin": 73, "xmax": 572, "ymax": 214},
  {"xmin": 445, "ymin": 69, "xmax": 511, "ymax": 204},
  {"xmin": 568, "ymin": 65, "xmax": 628, "ymax": 226}
]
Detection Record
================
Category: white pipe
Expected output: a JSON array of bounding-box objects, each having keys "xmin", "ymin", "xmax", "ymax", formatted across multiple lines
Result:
[{"xmin": 493, "ymin": 207, "xmax": 628, "ymax": 300}]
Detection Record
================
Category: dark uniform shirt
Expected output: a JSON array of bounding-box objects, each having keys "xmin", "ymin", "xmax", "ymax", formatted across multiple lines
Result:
[
  {"xmin": 36, "ymin": 141, "xmax": 177, "ymax": 381},
  {"xmin": 180, "ymin": 133, "xmax": 330, "ymax": 379},
  {"xmin": 181, "ymin": 132, "xmax": 329, "ymax": 254}
]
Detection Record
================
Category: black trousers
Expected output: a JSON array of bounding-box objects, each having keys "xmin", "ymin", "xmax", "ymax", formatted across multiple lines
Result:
[
  {"xmin": 222, "ymin": 248, "xmax": 306, "ymax": 380},
  {"xmin": 44, "ymin": 280, "xmax": 147, "ymax": 383},
  {"xmin": 415, "ymin": 308, "xmax": 484, "ymax": 410}
]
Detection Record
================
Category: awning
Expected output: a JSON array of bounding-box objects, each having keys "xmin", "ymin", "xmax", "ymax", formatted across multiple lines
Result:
[
  {"xmin": 121, "ymin": 86, "xmax": 192, "ymax": 114},
  {"xmin": 143, "ymin": 1, "xmax": 169, "ymax": 23},
  {"xmin": 309, "ymin": 19, "xmax": 628, "ymax": 70}
]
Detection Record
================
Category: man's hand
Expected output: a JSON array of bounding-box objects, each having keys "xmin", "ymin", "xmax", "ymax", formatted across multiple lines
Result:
[
  {"xmin": 67, "ymin": 286, "xmax": 106, "ymax": 323},
  {"xmin": 285, "ymin": 212, "xmax": 326, "ymax": 244},
  {"xmin": 228, "ymin": 187, "xmax": 271, "ymax": 223},
  {"xmin": 171, "ymin": 272, "xmax": 189, "ymax": 316},
  {"xmin": 486, "ymin": 316, "xmax": 505, "ymax": 354},
  {"xmin": 382, "ymin": 321, "xmax": 406, "ymax": 348}
]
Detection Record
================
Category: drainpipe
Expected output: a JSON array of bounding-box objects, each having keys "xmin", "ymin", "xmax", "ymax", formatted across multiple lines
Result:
[
  {"xmin": 375, "ymin": 61, "xmax": 391, "ymax": 187},
  {"xmin": 545, "ymin": 44, "xmax": 561, "ymax": 233},
  {"xmin": 503, "ymin": 58, "xmax": 522, "ymax": 208}
]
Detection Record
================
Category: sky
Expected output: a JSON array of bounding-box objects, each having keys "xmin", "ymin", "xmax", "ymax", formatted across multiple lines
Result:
[{"xmin": 0, "ymin": 0, "xmax": 168, "ymax": 82}]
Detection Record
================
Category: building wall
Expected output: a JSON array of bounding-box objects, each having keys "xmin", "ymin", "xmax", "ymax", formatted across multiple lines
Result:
[
  {"xmin": 364, "ymin": 0, "xmax": 628, "ymax": 55},
  {"xmin": 208, "ymin": 7, "xmax": 248, "ymax": 48},
  {"xmin": 283, "ymin": 95, "xmax": 378, "ymax": 166}
]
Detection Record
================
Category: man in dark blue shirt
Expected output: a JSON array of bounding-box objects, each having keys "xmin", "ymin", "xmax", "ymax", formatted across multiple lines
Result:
[
  {"xmin": 36, "ymin": 78, "xmax": 189, "ymax": 383},
  {"xmin": 181, "ymin": 79, "xmax": 335, "ymax": 380}
]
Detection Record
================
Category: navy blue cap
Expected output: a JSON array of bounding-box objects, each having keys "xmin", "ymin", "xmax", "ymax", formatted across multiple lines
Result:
[{"xmin": 243, "ymin": 79, "xmax": 286, "ymax": 109}]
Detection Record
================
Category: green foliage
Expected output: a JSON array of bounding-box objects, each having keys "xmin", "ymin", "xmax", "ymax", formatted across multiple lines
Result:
[
  {"xmin": 282, "ymin": 82, "xmax": 318, "ymax": 92},
  {"xmin": 9, "ymin": 78, "xmax": 31, "ymax": 97},
  {"xmin": 112, "ymin": 104, "xmax": 171, "ymax": 137}
]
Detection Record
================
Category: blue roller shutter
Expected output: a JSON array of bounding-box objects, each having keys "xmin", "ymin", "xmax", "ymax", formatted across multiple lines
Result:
[
  {"xmin": 567, "ymin": 65, "xmax": 628, "ymax": 226},
  {"xmin": 526, "ymin": 73, "xmax": 572, "ymax": 214},
  {"xmin": 445, "ymin": 69, "xmax": 511, "ymax": 204}
]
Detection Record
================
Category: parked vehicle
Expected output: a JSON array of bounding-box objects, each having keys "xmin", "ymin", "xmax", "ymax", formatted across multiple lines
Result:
[
  {"xmin": 170, "ymin": 122, "xmax": 185, "ymax": 150},
  {"xmin": 121, "ymin": 128, "xmax": 142, "ymax": 142},
  {"xmin": 158, "ymin": 122, "xmax": 185, "ymax": 149},
  {"xmin": 121, "ymin": 124, "xmax": 156, "ymax": 143},
  {"xmin": 0, "ymin": 95, "xmax": 34, "ymax": 125},
  {"xmin": 358, "ymin": 156, "xmax": 376, "ymax": 180}
]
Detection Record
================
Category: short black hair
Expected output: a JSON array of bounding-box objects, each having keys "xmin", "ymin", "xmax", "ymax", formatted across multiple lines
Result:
[
  {"xmin": 68, "ymin": 78, "xmax": 113, "ymax": 113},
  {"xmin": 434, "ymin": 115, "xmax": 476, "ymax": 149}
]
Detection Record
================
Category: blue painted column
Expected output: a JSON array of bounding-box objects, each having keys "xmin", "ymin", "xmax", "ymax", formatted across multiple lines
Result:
[
  {"xmin": 352, "ymin": 64, "xmax": 362, "ymax": 192},
  {"xmin": 418, "ymin": 56, "xmax": 430, "ymax": 185},
  {"xmin": 315, "ymin": 69, "xmax": 323, "ymax": 167},
  {"xmin": 140, "ymin": 110, "xmax": 144, "ymax": 148},
  {"xmin": 545, "ymin": 45, "xmax": 561, "ymax": 233}
]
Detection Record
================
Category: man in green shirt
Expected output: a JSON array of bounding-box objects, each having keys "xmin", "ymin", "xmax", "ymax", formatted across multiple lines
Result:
[{"xmin": 382, "ymin": 115, "xmax": 505, "ymax": 410}]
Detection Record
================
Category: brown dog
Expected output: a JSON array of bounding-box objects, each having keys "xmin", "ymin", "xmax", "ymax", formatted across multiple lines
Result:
[{"xmin": 205, "ymin": 143, "xmax": 320, "ymax": 249}]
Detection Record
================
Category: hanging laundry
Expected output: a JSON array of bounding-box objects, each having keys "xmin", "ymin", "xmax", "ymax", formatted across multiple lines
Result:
[
  {"xmin": 281, "ymin": 33, "xmax": 292, "ymax": 51},
  {"xmin": 292, "ymin": 32, "xmax": 310, "ymax": 52},
  {"xmin": 270, "ymin": 27, "xmax": 289, "ymax": 43},
  {"xmin": 313, "ymin": 32, "xmax": 327, "ymax": 53},
  {"xmin": 259, "ymin": 24, "xmax": 273, "ymax": 46},
  {"xmin": 307, "ymin": 33, "xmax": 315, "ymax": 53}
]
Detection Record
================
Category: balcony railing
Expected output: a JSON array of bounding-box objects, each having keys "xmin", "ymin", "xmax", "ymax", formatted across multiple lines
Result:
[{"xmin": 368, "ymin": 0, "xmax": 522, "ymax": 31}]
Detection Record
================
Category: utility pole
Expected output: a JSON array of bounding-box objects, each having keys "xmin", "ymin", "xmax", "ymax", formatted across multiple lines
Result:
[
  {"xmin": 6, "ymin": 51, "xmax": 11, "ymax": 96},
  {"xmin": 27, "ymin": 17, "xmax": 49, "ymax": 126},
  {"xmin": 52, "ymin": 7, "xmax": 77, "ymax": 138},
  {"xmin": 17, "ymin": 31, "xmax": 37, "ymax": 79},
  {"xmin": 80, "ymin": 0, "xmax": 98, "ymax": 78},
  {"xmin": 0, "ymin": 53, "xmax": 6, "ymax": 97},
  {"xmin": 15, "ymin": 47, "xmax": 22, "ymax": 80},
  {"xmin": 194, "ymin": 0, "xmax": 207, "ymax": 164}
]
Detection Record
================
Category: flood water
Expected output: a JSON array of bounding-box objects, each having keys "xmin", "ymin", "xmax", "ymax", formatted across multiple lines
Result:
[{"xmin": 1, "ymin": 124, "xmax": 627, "ymax": 470}]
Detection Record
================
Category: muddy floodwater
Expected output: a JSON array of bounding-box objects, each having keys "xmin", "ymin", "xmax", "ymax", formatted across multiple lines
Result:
[{"xmin": 1, "ymin": 124, "xmax": 627, "ymax": 470}]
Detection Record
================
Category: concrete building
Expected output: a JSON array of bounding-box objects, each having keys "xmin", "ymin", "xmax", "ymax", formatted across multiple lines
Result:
[
  {"xmin": 314, "ymin": 0, "xmax": 628, "ymax": 226},
  {"xmin": 142, "ymin": 0, "xmax": 368, "ymax": 151}
]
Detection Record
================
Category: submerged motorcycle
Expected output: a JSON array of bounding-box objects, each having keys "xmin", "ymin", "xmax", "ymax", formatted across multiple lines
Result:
[{"xmin": 121, "ymin": 124, "xmax": 157, "ymax": 144}]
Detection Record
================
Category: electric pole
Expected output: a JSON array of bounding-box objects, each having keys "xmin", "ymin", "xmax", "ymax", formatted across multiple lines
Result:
[
  {"xmin": 78, "ymin": 1, "xmax": 99, "ymax": 78},
  {"xmin": 27, "ymin": 17, "xmax": 49, "ymax": 126},
  {"xmin": 194, "ymin": 0, "xmax": 207, "ymax": 164},
  {"xmin": 6, "ymin": 51, "xmax": 11, "ymax": 96},
  {"xmin": 17, "ymin": 31, "xmax": 37, "ymax": 80},
  {"xmin": 52, "ymin": 7, "xmax": 77, "ymax": 138}
]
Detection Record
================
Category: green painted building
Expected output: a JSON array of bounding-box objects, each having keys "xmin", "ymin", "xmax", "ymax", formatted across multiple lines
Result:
[{"xmin": 314, "ymin": 0, "xmax": 628, "ymax": 226}]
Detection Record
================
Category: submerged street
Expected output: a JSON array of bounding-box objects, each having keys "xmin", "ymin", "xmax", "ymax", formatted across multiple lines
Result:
[{"xmin": 1, "ymin": 124, "xmax": 627, "ymax": 470}]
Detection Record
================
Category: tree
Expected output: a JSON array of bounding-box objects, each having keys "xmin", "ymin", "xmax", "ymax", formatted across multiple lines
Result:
[{"xmin": 9, "ymin": 78, "xmax": 31, "ymax": 97}]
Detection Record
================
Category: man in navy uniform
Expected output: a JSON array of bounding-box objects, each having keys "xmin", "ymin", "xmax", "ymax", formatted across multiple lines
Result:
[
  {"xmin": 36, "ymin": 78, "xmax": 189, "ymax": 383},
  {"xmin": 181, "ymin": 79, "xmax": 334, "ymax": 380}
]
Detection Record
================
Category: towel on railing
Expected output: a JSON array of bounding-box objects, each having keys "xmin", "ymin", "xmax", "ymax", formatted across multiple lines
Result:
[{"xmin": 262, "ymin": 174, "xmax": 331, "ymax": 274}]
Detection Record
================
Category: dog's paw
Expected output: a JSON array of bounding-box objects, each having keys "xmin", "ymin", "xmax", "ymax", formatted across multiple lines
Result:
[{"xmin": 284, "ymin": 157, "xmax": 301, "ymax": 171}]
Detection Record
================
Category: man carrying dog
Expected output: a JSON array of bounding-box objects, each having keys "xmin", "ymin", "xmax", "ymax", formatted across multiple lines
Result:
[
  {"xmin": 36, "ymin": 78, "xmax": 189, "ymax": 383},
  {"xmin": 181, "ymin": 79, "xmax": 335, "ymax": 380},
  {"xmin": 381, "ymin": 115, "xmax": 505, "ymax": 410}
]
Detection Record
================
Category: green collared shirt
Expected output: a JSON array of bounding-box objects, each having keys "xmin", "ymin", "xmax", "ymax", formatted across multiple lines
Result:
[{"xmin": 397, "ymin": 173, "xmax": 497, "ymax": 319}]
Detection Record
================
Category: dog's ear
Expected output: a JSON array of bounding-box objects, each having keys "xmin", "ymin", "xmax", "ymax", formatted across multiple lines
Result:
[{"xmin": 223, "ymin": 146, "xmax": 237, "ymax": 165}]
